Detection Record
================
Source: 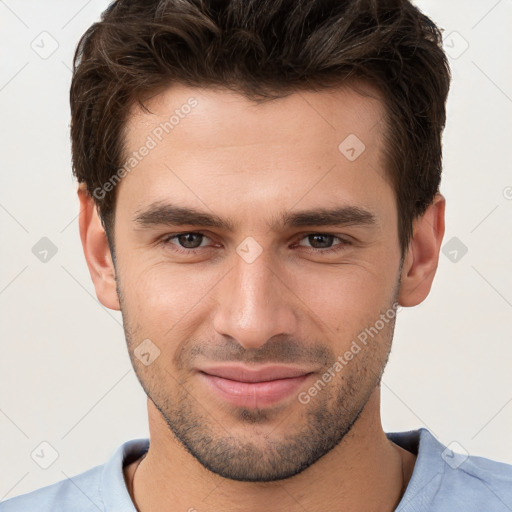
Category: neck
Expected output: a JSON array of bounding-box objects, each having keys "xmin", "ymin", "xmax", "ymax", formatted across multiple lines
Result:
[{"xmin": 128, "ymin": 389, "xmax": 416, "ymax": 512}]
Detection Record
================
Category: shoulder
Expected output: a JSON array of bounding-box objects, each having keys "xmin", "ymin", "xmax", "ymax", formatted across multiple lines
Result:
[
  {"xmin": 389, "ymin": 428, "xmax": 512, "ymax": 512},
  {"xmin": 0, "ymin": 438, "xmax": 149, "ymax": 512},
  {"xmin": 437, "ymin": 450, "xmax": 512, "ymax": 510},
  {"xmin": 0, "ymin": 465, "xmax": 103, "ymax": 512}
]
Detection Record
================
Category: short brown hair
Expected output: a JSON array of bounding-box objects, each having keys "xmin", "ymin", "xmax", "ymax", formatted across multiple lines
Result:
[{"xmin": 70, "ymin": 0, "xmax": 451, "ymax": 255}]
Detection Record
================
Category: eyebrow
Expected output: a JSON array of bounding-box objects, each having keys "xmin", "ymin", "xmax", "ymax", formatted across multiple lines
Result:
[{"xmin": 133, "ymin": 202, "xmax": 377, "ymax": 231}]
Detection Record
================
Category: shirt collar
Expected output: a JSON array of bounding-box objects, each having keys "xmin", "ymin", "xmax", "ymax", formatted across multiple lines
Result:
[{"xmin": 99, "ymin": 429, "xmax": 444, "ymax": 511}]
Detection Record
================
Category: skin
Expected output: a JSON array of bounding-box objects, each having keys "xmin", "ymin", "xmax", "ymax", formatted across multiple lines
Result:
[{"xmin": 78, "ymin": 82, "xmax": 445, "ymax": 512}]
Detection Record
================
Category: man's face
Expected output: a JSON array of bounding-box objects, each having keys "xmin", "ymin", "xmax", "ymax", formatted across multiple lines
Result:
[{"xmin": 113, "ymin": 83, "xmax": 403, "ymax": 481}]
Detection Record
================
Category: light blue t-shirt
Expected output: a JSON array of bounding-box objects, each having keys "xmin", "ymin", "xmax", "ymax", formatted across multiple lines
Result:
[{"xmin": 1, "ymin": 428, "xmax": 511, "ymax": 511}]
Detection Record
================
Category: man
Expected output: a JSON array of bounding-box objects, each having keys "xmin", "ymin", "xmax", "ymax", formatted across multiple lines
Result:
[{"xmin": 2, "ymin": 0, "xmax": 511, "ymax": 511}]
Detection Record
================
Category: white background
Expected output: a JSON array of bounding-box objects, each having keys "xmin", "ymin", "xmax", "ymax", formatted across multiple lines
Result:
[{"xmin": 1, "ymin": 0, "xmax": 511, "ymax": 501}]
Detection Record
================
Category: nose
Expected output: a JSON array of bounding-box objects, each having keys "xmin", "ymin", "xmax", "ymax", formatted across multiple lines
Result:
[{"xmin": 212, "ymin": 246, "xmax": 298, "ymax": 351}]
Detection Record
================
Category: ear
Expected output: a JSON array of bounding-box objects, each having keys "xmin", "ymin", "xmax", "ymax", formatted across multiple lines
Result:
[
  {"xmin": 77, "ymin": 184, "xmax": 120, "ymax": 310},
  {"xmin": 398, "ymin": 193, "xmax": 445, "ymax": 307}
]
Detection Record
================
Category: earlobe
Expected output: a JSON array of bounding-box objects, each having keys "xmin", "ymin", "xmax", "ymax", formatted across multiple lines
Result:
[
  {"xmin": 77, "ymin": 185, "xmax": 120, "ymax": 311},
  {"xmin": 398, "ymin": 194, "xmax": 445, "ymax": 307}
]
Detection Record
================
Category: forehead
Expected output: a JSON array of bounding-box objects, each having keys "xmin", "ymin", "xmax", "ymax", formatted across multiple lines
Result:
[
  {"xmin": 126, "ymin": 81, "xmax": 386, "ymax": 148},
  {"xmin": 117, "ymin": 82, "xmax": 393, "ymax": 226}
]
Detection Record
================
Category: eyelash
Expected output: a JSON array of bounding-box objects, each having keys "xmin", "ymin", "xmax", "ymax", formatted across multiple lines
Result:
[{"xmin": 160, "ymin": 231, "xmax": 352, "ymax": 256}]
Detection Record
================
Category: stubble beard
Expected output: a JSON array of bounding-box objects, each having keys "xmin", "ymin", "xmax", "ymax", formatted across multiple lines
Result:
[{"xmin": 118, "ymin": 270, "xmax": 401, "ymax": 482}]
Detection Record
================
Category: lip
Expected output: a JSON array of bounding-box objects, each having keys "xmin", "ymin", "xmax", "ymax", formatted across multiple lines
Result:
[
  {"xmin": 198, "ymin": 364, "xmax": 313, "ymax": 382},
  {"xmin": 197, "ymin": 365, "xmax": 314, "ymax": 408}
]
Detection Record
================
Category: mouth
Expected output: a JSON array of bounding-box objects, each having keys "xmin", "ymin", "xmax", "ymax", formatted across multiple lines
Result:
[{"xmin": 197, "ymin": 364, "xmax": 314, "ymax": 408}]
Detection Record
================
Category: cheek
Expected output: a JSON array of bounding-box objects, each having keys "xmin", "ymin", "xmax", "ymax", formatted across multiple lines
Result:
[
  {"xmin": 120, "ymin": 242, "xmax": 399, "ymax": 349},
  {"xmin": 291, "ymin": 261, "xmax": 397, "ymax": 335},
  {"xmin": 130, "ymin": 261, "xmax": 207, "ymax": 303},
  {"xmin": 124, "ymin": 263, "xmax": 222, "ymax": 340}
]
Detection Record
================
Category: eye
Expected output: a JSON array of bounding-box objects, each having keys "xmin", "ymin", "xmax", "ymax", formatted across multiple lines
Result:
[
  {"xmin": 295, "ymin": 233, "xmax": 351, "ymax": 254},
  {"xmin": 161, "ymin": 232, "xmax": 212, "ymax": 254},
  {"xmin": 160, "ymin": 231, "xmax": 351, "ymax": 256}
]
